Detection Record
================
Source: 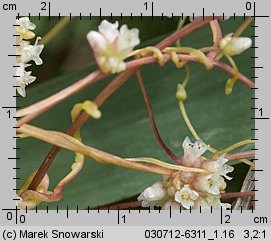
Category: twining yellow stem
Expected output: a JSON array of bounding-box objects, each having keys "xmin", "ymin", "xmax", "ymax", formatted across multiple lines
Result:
[
  {"xmin": 126, "ymin": 157, "xmax": 208, "ymax": 174},
  {"xmin": 179, "ymin": 101, "xmax": 254, "ymax": 166},
  {"xmin": 71, "ymin": 100, "xmax": 101, "ymax": 140},
  {"xmin": 213, "ymin": 139, "xmax": 255, "ymax": 157},
  {"xmin": 176, "ymin": 66, "xmax": 253, "ymax": 167},
  {"xmin": 18, "ymin": 123, "xmax": 209, "ymax": 175},
  {"xmin": 176, "ymin": 17, "xmax": 187, "ymax": 47},
  {"xmin": 18, "ymin": 101, "xmax": 102, "ymax": 209},
  {"xmin": 178, "ymin": 102, "xmax": 199, "ymax": 141},
  {"xmin": 40, "ymin": 16, "xmax": 74, "ymax": 45},
  {"xmin": 223, "ymin": 54, "xmax": 239, "ymax": 95},
  {"xmin": 130, "ymin": 46, "xmax": 214, "ymax": 70},
  {"xmin": 182, "ymin": 64, "xmax": 190, "ymax": 88},
  {"xmin": 233, "ymin": 17, "xmax": 254, "ymax": 38},
  {"xmin": 209, "ymin": 20, "xmax": 221, "ymax": 47},
  {"xmin": 178, "ymin": 100, "xmax": 253, "ymax": 166},
  {"xmin": 163, "ymin": 47, "xmax": 213, "ymax": 70},
  {"xmin": 199, "ymin": 46, "xmax": 218, "ymax": 52},
  {"xmin": 129, "ymin": 47, "xmax": 165, "ymax": 66},
  {"xmin": 18, "ymin": 133, "xmax": 30, "ymax": 139},
  {"xmin": 178, "ymin": 101, "xmax": 217, "ymax": 153},
  {"xmin": 54, "ymin": 101, "xmax": 101, "ymax": 195},
  {"xmin": 18, "ymin": 124, "xmax": 170, "ymax": 175}
]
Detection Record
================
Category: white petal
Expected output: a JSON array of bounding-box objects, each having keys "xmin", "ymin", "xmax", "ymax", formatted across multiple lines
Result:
[
  {"xmin": 190, "ymin": 189, "xmax": 200, "ymax": 200},
  {"xmin": 202, "ymin": 156, "xmax": 234, "ymax": 180},
  {"xmin": 24, "ymin": 72, "xmax": 36, "ymax": 84},
  {"xmin": 138, "ymin": 181, "xmax": 167, "ymax": 208},
  {"xmin": 16, "ymin": 65, "xmax": 36, "ymax": 97},
  {"xmin": 16, "ymin": 86, "xmax": 26, "ymax": 97},
  {"xmin": 194, "ymin": 174, "xmax": 224, "ymax": 195},
  {"xmin": 181, "ymin": 199, "xmax": 195, "ymax": 209},
  {"xmin": 87, "ymin": 31, "xmax": 108, "ymax": 52},
  {"xmin": 230, "ymin": 37, "xmax": 252, "ymax": 55},
  {"xmin": 98, "ymin": 20, "xmax": 119, "ymax": 42},
  {"xmin": 220, "ymin": 33, "xmax": 252, "ymax": 56},
  {"xmin": 182, "ymin": 137, "xmax": 209, "ymax": 166},
  {"xmin": 117, "ymin": 25, "xmax": 140, "ymax": 56},
  {"xmin": 20, "ymin": 43, "xmax": 44, "ymax": 65},
  {"xmin": 16, "ymin": 17, "xmax": 36, "ymax": 30},
  {"xmin": 174, "ymin": 185, "xmax": 199, "ymax": 209}
]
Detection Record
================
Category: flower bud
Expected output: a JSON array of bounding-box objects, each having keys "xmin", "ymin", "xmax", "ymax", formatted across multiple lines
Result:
[
  {"xmin": 176, "ymin": 84, "xmax": 187, "ymax": 102},
  {"xmin": 138, "ymin": 181, "xmax": 167, "ymax": 207},
  {"xmin": 220, "ymin": 33, "xmax": 252, "ymax": 56}
]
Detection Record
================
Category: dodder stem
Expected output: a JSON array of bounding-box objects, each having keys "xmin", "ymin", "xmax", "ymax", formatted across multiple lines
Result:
[{"xmin": 136, "ymin": 71, "xmax": 179, "ymax": 163}]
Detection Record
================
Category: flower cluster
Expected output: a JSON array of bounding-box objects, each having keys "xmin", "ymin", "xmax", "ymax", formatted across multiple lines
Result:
[
  {"xmin": 87, "ymin": 20, "xmax": 140, "ymax": 74},
  {"xmin": 138, "ymin": 137, "xmax": 234, "ymax": 210},
  {"xmin": 16, "ymin": 17, "xmax": 44, "ymax": 97}
]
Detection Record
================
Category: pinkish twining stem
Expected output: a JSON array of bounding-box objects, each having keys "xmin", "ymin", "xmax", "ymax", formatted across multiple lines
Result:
[
  {"xmin": 17, "ymin": 70, "xmax": 105, "ymax": 118},
  {"xmin": 225, "ymin": 150, "xmax": 255, "ymax": 161},
  {"xmin": 221, "ymin": 191, "xmax": 255, "ymax": 200},
  {"xmin": 208, "ymin": 20, "xmax": 223, "ymax": 59},
  {"xmin": 16, "ymin": 54, "xmax": 255, "ymax": 127},
  {"xmin": 136, "ymin": 70, "xmax": 180, "ymax": 163}
]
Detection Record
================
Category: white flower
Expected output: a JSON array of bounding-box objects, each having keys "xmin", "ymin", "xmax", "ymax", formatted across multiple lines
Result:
[
  {"xmin": 220, "ymin": 33, "xmax": 252, "ymax": 56},
  {"xmin": 87, "ymin": 20, "xmax": 140, "ymax": 74},
  {"xmin": 16, "ymin": 65, "xmax": 36, "ymax": 97},
  {"xmin": 193, "ymin": 174, "xmax": 225, "ymax": 195},
  {"xmin": 174, "ymin": 185, "xmax": 199, "ymax": 209},
  {"xmin": 138, "ymin": 181, "xmax": 167, "ymax": 207},
  {"xmin": 182, "ymin": 137, "xmax": 209, "ymax": 167},
  {"xmin": 16, "ymin": 17, "xmax": 36, "ymax": 30},
  {"xmin": 16, "ymin": 17, "xmax": 36, "ymax": 40},
  {"xmin": 19, "ymin": 38, "xmax": 44, "ymax": 65},
  {"xmin": 202, "ymin": 156, "xmax": 234, "ymax": 180}
]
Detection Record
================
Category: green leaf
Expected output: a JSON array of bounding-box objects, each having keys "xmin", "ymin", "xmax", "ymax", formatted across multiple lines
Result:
[{"xmin": 17, "ymin": 18, "xmax": 254, "ymax": 209}]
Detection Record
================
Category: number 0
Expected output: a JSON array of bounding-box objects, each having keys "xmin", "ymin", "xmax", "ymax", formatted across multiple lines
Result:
[{"xmin": 246, "ymin": 2, "xmax": 252, "ymax": 10}]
